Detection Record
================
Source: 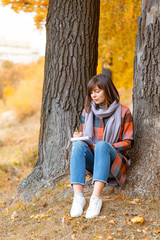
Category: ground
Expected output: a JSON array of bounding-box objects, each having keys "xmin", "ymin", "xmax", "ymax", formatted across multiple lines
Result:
[{"xmin": 0, "ymin": 112, "xmax": 160, "ymax": 240}]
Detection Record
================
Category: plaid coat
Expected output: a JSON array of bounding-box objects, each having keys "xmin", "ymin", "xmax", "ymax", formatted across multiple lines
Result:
[{"xmin": 80, "ymin": 105, "xmax": 134, "ymax": 188}]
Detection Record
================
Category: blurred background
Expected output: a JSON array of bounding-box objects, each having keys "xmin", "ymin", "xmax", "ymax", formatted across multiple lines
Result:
[
  {"xmin": 0, "ymin": 4, "xmax": 45, "ymax": 200},
  {"xmin": 0, "ymin": 0, "xmax": 141, "ymax": 201}
]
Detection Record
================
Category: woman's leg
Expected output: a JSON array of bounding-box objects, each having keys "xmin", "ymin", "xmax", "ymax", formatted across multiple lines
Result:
[
  {"xmin": 86, "ymin": 141, "xmax": 117, "ymax": 219},
  {"xmin": 93, "ymin": 141, "xmax": 117, "ymax": 194},
  {"xmin": 70, "ymin": 141, "xmax": 94, "ymax": 188},
  {"xmin": 70, "ymin": 141, "xmax": 94, "ymax": 217}
]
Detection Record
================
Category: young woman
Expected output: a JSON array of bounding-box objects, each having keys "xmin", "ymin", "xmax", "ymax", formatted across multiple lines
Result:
[{"xmin": 70, "ymin": 74, "xmax": 134, "ymax": 219}]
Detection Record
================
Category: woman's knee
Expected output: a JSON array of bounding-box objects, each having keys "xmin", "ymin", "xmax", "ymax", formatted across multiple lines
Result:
[
  {"xmin": 95, "ymin": 141, "xmax": 111, "ymax": 152},
  {"xmin": 71, "ymin": 141, "xmax": 87, "ymax": 153},
  {"xmin": 73, "ymin": 140, "xmax": 87, "ymax": 148}
]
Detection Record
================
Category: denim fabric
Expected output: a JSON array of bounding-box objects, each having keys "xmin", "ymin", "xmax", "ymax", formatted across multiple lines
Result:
[{"xmin": 70, "ymin": 141, "xmax": 117, "ymax": 185}]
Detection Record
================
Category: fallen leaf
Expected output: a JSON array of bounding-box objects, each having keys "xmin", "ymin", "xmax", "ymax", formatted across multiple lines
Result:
[
  {"xmin": 113, "ymin": 195, "xmax": 123, "ymax": 200},
  {"xmin": 116, "ymin": 228, "xmax": 122, "ymax": 232},
  {"xmin": 110, "ymin": 214, "xmax": 114, "ymax": 217},
  {"xmin": 62, "ymin": 217, "xmax": 65, "ymax": 224},
  {"xmin": 0, "ymin": 201, "xmax": 6, "ymax": 206},
  {"xmin": 154, "ymin": 229, "xmax": 160, "ymax": 233},
  {"xmin": 131, "ymin": 216, "xmax": 144, "ymax": 224},
  {"xmin": 6, "ymin": 208, "xmax": 10, "ymax": 212},
  {"xmin": 10, "ymin": 211, "xmax": 18, "ymax": 220},
  {"xmin": 124, "ymin": 212, "xmax": 128, "ymax": 215},
  {"xmin": 49, "ymin": 210, "xmax": 55, "ymax": 214},
  {"xmin": 142, "ymin": 227, "xmax": 149, "ymax": 231},
  {"xmin": 43, "ymin": 202, "xmax": 48, "ymax": 208},
  {"xmin": 81, "ymin": 225, "xmax": 86, "ymax": 230},
  {"xmin": 109, "ymin": 220, "xmax": 115, "ymax": 225},
  {"xmin": 129, "ymin": 201, "xmax": 138, "ymax": 205},
  {"xmin": 105, "ymin": 196, "xmax": 111, "ymax": 199},
  {"xmin": 71, "ymin": 234, "xmax": 76, "ymax": 239},
  {"xmin": 106, "ymin": 235, "xmax": 112, "ymax": 240},
  {"xmin": 40, "ymin": 213, "xmax": 49, "ymax": 218},
  {"xmin": 30, "ymin": 213, "xmax": 49, "ymax": 219}
]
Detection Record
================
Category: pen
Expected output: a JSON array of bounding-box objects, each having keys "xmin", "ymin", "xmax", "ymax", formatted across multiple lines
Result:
[{"xmin": 76, "ymin": 128, "xmax": 80, "ymax": 136}]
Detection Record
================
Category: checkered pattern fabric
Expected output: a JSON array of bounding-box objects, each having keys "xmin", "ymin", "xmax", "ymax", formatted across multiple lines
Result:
[{"xmin": 80, "ymin": 105, "xmax": 134, "ymax": 188}]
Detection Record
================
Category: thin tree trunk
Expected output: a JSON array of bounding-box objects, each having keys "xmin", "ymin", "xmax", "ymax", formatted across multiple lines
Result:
[{"xmin": 18, "ymin": 0, "xmax": 100, "ymax": 200}]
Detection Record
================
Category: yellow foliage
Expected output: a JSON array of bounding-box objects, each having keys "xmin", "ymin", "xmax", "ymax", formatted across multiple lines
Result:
[
  {"xmin": 98, "ymin": 0, "xmax": 141, "ymax": 89},
  {"xmin": 3, "ymin": 86, "xmax": 15, "ymax": 99},
  {"xmin": 1, "ymin": 57, "xmax": 44, "ymax": 119},
  {"xmin": 1, "ymin": 0, "xmax": 49, "ymax": 29},
  {"xmin": 2, "ymin": 0, "xmax": 141, "ymax": 90}
]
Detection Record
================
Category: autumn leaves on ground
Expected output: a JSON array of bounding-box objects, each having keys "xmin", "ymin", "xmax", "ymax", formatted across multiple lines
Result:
[{"xmin": 0, "ymin": 60, "xmax": 160, "ymax": 239}]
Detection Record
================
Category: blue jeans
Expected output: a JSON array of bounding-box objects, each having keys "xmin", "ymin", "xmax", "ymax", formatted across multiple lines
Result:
[{"xmin": 70, "ymin": 141, "xmax": 117, "ymax": 186}]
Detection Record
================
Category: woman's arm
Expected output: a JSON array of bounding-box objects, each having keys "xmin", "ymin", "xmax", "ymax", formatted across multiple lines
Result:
[{"xmin": 112, "ymin": 108, "xmax": 134, "ymax": 153}]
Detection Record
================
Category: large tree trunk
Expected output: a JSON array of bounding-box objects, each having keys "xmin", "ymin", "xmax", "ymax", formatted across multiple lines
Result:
[
  {"xmin": 104, "ymin": 0, "xmax": 160, "ymax": 199},
  {"xmin": 130, "ymin": 0, "xmax": 160, "ymax": 199},
  {"xmin": 18, "ymin": 0, "xmax": 100, "ymax": 200}
]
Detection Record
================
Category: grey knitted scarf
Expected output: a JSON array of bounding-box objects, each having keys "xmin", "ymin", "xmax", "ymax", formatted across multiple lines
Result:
[{"xmin": 83, "ymin": 101, "xmax": 121, "ymax": 144}]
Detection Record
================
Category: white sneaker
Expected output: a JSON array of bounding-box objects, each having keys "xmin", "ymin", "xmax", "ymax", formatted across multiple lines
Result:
[
  {"xmin": 85, "ymin": 195, "xmax": 102, "ymax": 219},
  {"xmin": 70, "ymin": 195, "xmax": 86, "ymax": 217}
]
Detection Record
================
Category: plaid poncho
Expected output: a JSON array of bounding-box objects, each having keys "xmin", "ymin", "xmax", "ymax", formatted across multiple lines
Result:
[{"xmin": 80, "ymin": 105, "xmax": 134, "ymax": 188}]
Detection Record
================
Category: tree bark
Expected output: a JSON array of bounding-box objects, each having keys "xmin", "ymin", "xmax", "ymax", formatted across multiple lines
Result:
[
  {"xmin": 130, "ymin": 0, "xmax": 160, "ymax": 199},
  {"xmin": 104, "ymin": 0, "xmax": 160, "ymax": 199},
  {"xmin": 18, "ymin": 0, "xmax": 100, "ymax": 200}
]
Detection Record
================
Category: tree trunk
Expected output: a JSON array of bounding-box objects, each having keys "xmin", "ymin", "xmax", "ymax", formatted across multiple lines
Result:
[
  {"xmin": 104, "ymin": 0, "xmax": 160, "ymax": 199},
  {"xmin": 18, "ymin": 0, "xmax": 100, "ymax": 200},
  {"xmin": 130, "ymin": 0, "xmax": 160, "ymax": 199}
]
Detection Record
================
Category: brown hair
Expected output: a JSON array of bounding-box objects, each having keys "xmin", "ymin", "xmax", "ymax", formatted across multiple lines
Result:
[{"xmin": 84, "ymin": 74, "xmax": 119, "ymax": 112}]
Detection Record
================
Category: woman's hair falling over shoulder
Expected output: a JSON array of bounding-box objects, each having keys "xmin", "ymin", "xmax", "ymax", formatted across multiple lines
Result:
[{"xmin": 85, "ymin": 74, "xmax": 120, "ymax": 112}]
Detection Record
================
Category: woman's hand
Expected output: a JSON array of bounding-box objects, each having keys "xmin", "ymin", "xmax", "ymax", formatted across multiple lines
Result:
[
  {"xmin": 90, "ymin": 144, "xmax": 95, "ymax": 152},
  {"xmin": 73, "ymin": 132, "xmax": 83, "ymax": 138}
]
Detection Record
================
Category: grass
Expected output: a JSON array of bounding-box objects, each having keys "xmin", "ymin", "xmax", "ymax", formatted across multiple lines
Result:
[{"xmin": 0, "ymin": 112, "xmax": 39, "ymax": 201}]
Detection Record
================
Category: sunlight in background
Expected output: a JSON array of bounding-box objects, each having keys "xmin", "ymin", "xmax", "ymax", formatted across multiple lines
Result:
[
  {"xmin": 0, "ymin": 5, "xmax": 45, "ymax": 119},
  {"xmin": 0, "ymin": 4, "xmax": 46, "ymax": 56}
]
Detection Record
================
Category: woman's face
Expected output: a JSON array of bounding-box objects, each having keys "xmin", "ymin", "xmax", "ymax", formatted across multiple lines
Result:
[{"xmin": 90, "ymin": 86, "xmax": 106, "ymax": 105}]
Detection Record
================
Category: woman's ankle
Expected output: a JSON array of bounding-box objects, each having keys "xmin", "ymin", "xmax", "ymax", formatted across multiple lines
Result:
[{"xmin": 73, "ymin": 183, "xmax": 84, "ymax": 194}]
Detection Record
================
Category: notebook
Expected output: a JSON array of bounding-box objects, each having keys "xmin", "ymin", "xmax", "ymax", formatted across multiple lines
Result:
[{"xmin": 71, "ymin": 136, "xmax": 93, "ymax": 145}]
